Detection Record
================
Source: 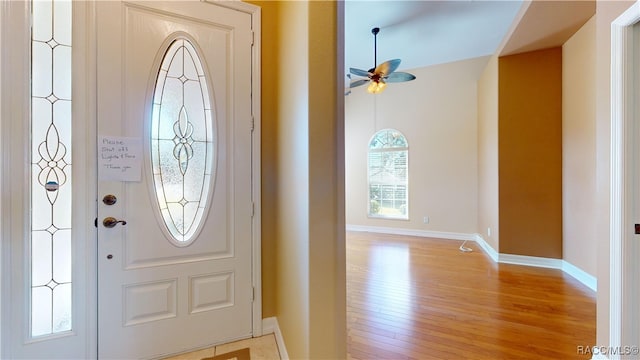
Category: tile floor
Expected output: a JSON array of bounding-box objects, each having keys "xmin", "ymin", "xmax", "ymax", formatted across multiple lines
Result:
[{"xmin": 163, "ymin": 334, "xmax": 281, "ymax": 360}]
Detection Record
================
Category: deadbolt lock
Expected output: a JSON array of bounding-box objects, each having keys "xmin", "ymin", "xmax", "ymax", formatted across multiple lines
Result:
[{"xmin": 102, "ymin": 194, "xmax": 117, "ymax": 205}]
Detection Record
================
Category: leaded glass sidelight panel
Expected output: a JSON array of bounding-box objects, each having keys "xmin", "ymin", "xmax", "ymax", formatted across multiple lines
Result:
[
  {"xmin": 30, "ymin": 0, "xmax": 73, "ymax": 337},
  {"xmin": 151, "ymin": 37, "xmax": 215, "ymax": 246},
  {"xmin": 367, "ymin": 129, "xmax": 409, "ymax": 219}
]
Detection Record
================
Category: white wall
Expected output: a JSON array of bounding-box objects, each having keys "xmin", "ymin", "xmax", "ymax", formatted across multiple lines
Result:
[{"xmin": 345, "ymin": 56, "xmax": 487, "ymax": 235}]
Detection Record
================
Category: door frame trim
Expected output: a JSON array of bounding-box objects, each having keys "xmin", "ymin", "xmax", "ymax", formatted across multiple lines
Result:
[
  {"xmin": 208, "ymin": 0, "xmax": 263, "ymax": 338},
  {"xmin": 610, "ymin": 1, "xmax": 640, "ymax": 357},
  {"xmin": 0, "ymin": 1, "xmax": 8, "ymax": 356}
]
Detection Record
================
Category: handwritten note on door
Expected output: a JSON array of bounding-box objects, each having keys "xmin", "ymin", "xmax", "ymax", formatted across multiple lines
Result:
[{"xmin": 98, "ymin": 136, "xmax": 142, "ymax": 181}]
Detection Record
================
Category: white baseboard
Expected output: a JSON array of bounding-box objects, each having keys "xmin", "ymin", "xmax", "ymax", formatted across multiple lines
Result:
[
  {"xmin": 499, "ymin": 253, "xmax": 563, "ymax": 269},
  {"xmin": 348, "ymin": 225, "xmax": 597, "ymax": 292},
  {"xmin": 346, "ymin": 224, "xmax": 476, "ymax": 241},
  {"xmin": 562, "ymin": 260, "xmax": 597, "ymax": 292},
  {"xmin": 477, "ymin": 234, "xmax": 597, "ymax": 292},
  {"xmin": 476, "ymin": 234, "xmax": 565, "ymax": 269},
  {"xmin": 262, "ymin": 317, "xmax": 289, "ymax": 360},
  {"xmin": 473, "ymin": 234, "xmax": 499, "ymax": 262}
]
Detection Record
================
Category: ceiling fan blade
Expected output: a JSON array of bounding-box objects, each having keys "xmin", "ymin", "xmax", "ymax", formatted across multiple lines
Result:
[
  {"xmin": 385, "ymin": 72, "xmax": 416, "ymax": 83},
  {"xmin": 350, "ymin": 79, "xmax": 370, "ymax": 88},
  {"xmin": 349, "ymin": 68, "xmax": 371, "ymax": 77},
  {"xmin": 374, "ymin": 59, "xmax": 401, "ymax": 76}
]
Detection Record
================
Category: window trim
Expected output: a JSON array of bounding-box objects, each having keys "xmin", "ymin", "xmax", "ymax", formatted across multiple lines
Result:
[{"xmin": 367, "ymin": 128, "xmax": 409, "ymax": 220}]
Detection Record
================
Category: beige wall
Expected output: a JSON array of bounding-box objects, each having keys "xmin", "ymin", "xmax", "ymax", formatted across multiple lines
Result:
[
  {"xmin": 345, "ymin": 57, "xmax": 487, "ymax": 235},
  {"xmin": 498, "ymin": 48, "xmax": 563, "ymax": 258},
  {"xmin": 250, "ymin": 0, "xmax": 636, "ymax": 355},
  {"xmin": 562, "ymin": 16, "xmax": 597, "ymax": 277},
  {"xmin": 477, "ymin": 55, "xmax": 500, "ymax": 251},
  {"xmin": 275, "ymin": 2, "xmax": 311, "ymax": 357},
  {"xmin": 307, "ymin": 2, "xmax": 346, "ymax": 357},
  {"xmin": 246, "ymin": 1, "xmax": 346, "ymax": 358}
]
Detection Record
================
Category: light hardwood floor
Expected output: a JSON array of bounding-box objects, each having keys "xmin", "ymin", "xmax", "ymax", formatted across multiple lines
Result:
[{"xmin": 346, "ymin": 231, "xmax": 596, "ymax": 360}]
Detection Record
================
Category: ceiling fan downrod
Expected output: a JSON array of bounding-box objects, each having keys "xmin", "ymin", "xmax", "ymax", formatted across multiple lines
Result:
[{"xmin": 372, "ymin": 27, "xmax": 379, "ymax": 71}]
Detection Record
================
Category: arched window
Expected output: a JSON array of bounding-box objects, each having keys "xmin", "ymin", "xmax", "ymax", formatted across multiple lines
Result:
[{"xmin": 368, "ymin": 129, "xmax": 409, "ymax": 219}]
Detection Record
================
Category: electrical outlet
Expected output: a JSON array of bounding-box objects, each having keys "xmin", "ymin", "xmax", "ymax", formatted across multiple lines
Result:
[
  {"xmin": 423, "ymin": 216, "xmax": 429, "ymax": 224},
  {"xmin": 487, "ymin": 227, "xmax": 491, "ymax": 237}
]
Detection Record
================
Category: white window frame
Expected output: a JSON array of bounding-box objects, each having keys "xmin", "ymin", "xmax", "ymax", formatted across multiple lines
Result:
[{"xmin": 367, "ymin": 129, "xmax": 409, "ymax": 220}]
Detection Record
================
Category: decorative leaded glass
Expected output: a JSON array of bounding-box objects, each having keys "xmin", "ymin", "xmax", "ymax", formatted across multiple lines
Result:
[
  {"xmin": 368, "ymin": 129, "xmax": 409, "ymax": 219},
  {"xmin": 30, "ymin": 0, "xmax": 73, "ymax": 337},
  {"xmin": 151, "ymin": 37, "xmax": 215, "ymax": 245},
  {"xmin": 369, "ymin": 129, "xmax": 408, "ymax": 149}
]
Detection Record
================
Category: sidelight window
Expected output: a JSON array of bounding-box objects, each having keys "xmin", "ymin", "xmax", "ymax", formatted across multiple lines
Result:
[{"xmin": 30, "ymin": 0, "xmax": 73, "ymax": 337}]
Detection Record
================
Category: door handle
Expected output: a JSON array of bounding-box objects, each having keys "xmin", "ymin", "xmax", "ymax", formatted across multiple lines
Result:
[{"xmin": 103, "ymin": 216, "xmax": 127, "ymax": 228}]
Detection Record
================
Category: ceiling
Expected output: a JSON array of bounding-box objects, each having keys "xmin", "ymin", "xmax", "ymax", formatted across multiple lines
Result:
[{"xmin": 345, "ymin": 0, "xmax": 596, "ymax": 76}]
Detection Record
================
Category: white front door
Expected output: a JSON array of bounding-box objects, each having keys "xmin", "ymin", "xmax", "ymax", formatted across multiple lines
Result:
[{"xmin": 96, "ymin": 1, "xmax": 255, "ymax": 358}]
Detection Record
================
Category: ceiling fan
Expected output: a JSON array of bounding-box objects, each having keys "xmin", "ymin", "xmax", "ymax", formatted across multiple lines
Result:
[{"xmin": 348, "ymin": 27, "xmax": 416, "ymax": 95}]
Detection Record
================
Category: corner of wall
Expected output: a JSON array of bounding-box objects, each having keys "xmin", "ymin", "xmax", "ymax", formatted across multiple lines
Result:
[
  {"xmin": 477, "ymin": 54, "xmax": 500, "ymax": 253},
  {"xmin": 262, "ymin": 317, "xmax": 290, "ymax": 360}
]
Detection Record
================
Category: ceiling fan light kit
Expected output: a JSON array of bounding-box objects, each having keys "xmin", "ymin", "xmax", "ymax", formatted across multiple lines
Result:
[
  {"xmin": 367, "ymin": 80, "xmax": 387, "ymax": 94},
  {"xmin": 349, "ymin": 27, "xmax": 416, "ymax": 95}
]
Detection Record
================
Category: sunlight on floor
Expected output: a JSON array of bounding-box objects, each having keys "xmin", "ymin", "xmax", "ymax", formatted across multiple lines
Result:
[{"xmin": 162, "ymin": 334, "xmax": 280, "ymax": 360}]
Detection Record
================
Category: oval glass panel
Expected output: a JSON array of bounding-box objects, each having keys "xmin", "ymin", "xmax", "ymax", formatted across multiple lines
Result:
[{"xmin": 151, "ymin": 37, "xmax": 215, "ymax": 246}]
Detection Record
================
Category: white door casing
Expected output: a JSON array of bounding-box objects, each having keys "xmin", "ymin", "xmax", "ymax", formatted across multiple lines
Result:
[
  {"xmin": 611, "ymin": 1, "xmax": 640, "ymax": 358},
  {"xmin": 96, "ymin": 1, "xmax": 260, "ymax": 359}
]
